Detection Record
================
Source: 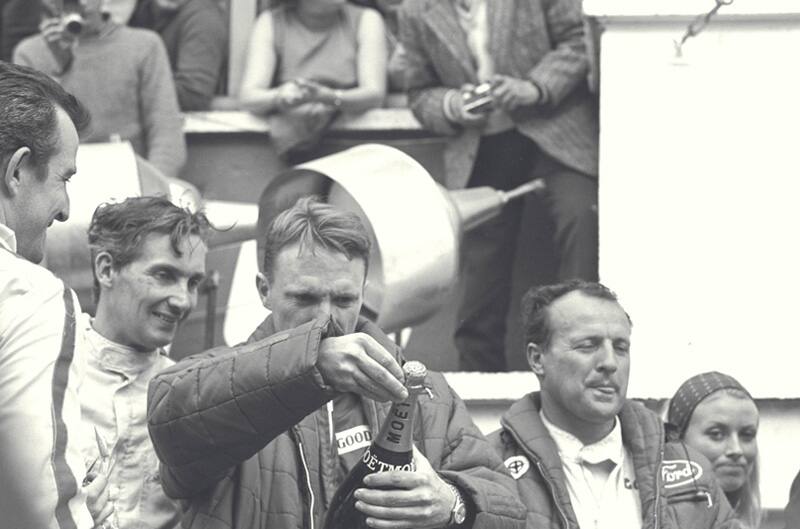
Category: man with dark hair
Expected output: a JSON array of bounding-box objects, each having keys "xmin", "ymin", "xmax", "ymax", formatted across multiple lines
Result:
[
  {"xmin": 148, "ymin": 196, "xmax": 526, "ymax": 529},
  {"xmin": 78, "ymin": 196, "xmax": 210, "ymax": 529},
  {"xmin": 129, "ymin": 0, "xmax": 227, "ymax": 111},
  {"xmin": 489, "ymin": 280, "xmax": 738, "ymax": 529},
  {"xmin": 0, "ymin": 61, "xmax": 111, "ymax": 529}
]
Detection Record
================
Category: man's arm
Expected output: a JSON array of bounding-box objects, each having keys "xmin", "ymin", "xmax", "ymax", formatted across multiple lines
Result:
[
  {"xmin": 139, "ymin": 32, "xmax": 187, "ymax": 177},
  {"xmin": 147, "ymin": 318, "xmax": 333, "ymax": 498},
  {"xmin": 397, "ymin": 5, "xmax": 461, "ymax": 136},
  {"xmin": 0, "ymin": 279, "xmax": 92, "ymax": 528},
  {"xmin": 171, "ymin": 6, "xmax": 227, "ymax": 111},
  {"xmin": 524, "ymin": 0, "xmax": 590, "ymax": 108}
]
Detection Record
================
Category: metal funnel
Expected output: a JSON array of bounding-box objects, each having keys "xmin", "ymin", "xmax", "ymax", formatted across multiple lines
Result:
[{"xmin": 257, "ymin": 144, "xmax": 543, "ymax": 332}]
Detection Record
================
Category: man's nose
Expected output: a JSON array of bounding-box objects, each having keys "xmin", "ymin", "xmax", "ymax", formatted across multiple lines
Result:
[
  {"xmin": 168, "ymin": 283, "xmax": 194, "ymax": 313},
  {"xmin": 55, "ymin": 193, "xmax": 70, "ymax": 222},
  {"xmin": 596, "ymin": 342, "xmax": 619, "ymax": 373},
  {"xmin": 315, "ymin": 298, "xmax": 332, "ymax": 319}
]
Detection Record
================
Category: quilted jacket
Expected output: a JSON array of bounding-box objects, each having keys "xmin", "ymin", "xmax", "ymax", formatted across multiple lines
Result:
[
  {"xmin": 489, "ymin": 393, "xmax": 740, "ymax": 529},
  {"xmin": 147, "ymin": 316, "xmax": 526, "ymax": 529}
]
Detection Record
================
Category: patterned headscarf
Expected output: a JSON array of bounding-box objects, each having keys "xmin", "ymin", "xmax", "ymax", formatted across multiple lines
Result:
[{"xmin": 667, "ymin": 371, "xmax": 751, "ymax": 439}]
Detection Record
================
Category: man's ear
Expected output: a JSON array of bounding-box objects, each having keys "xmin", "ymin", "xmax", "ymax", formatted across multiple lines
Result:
[
  {"xmin": 94, "ymin": 251, "xmax": 115, "ymax": 290},
  {"xmin": 255, "ymin": 272, "xmax": 271, "ymax": 309},
  {"xmin": 2, "ymin": 147, "xmax": 32, "ymax": 196},
  {"xmin": 527, "ymin": 342, "xmax": 546, "ymax": 377}
]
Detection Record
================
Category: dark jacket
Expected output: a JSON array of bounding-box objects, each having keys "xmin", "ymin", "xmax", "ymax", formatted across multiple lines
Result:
[
  {"xmin": 147, "ymin": 316, "xmax": 526, "ymax": 529},
  {"xmin": 489, "ymin": 393, "xmax": 738, "ymax": 529},
  {"xmin": 130, "ymin": 0, "xmax": 227, "ymax": 110}
]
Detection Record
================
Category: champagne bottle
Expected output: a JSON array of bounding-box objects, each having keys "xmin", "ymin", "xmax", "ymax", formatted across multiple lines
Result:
[{"xmin": 322, "ymin": 360, "xmax": 428, "ymax": 529}]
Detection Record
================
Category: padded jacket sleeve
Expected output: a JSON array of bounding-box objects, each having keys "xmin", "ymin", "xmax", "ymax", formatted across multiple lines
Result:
[
  {"xmin": 424, "ymin": 375, "xmax": 527, "ymax": 529},
  {"xmin": 147, "ymin": 318, "xmax": 333, "ymax": 498}
]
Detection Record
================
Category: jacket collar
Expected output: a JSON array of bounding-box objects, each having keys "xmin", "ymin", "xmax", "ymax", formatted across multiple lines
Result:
[{"xmin": 501, "ymin": 393, "xmax": 667, "ymax": 529}]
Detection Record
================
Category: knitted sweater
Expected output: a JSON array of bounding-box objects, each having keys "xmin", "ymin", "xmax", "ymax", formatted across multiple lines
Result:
[{"xmin": 13, "ymin": 23, "xmax": 187, "ymax": 178}]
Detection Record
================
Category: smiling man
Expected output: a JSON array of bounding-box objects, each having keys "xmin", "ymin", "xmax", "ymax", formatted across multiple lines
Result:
[
  {"xmin": 489, "ymin": 280, "xmax": 738, "ymax": 529},
  {"xmin": 79, "ymin": 195, "xmax": 210, "ymax": 529}
]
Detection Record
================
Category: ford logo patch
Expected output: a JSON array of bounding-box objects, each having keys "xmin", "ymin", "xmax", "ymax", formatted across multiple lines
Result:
[{"xmin": 661, "ymin": 459, "xmax": 703, "ymax": 489}]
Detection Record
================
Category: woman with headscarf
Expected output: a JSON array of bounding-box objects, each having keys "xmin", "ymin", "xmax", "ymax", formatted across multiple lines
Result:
[{"xmin": 667, "ymin": 371, "xmax": 762, "ymax": 529}]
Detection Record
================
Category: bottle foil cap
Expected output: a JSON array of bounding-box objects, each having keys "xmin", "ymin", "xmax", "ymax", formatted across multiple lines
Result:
[{"xmin": 402, "ymin": 361, "xmax": 427, "ymax": 387}]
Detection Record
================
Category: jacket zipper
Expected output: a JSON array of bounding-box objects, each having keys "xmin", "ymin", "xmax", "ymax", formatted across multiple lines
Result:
[
  {"xmin": 653, "ymin": 437, "xmax": 664, "ymax": 529},
  {"xmin": 295, "ymin": 433, "xmax": 316, "ymax": 529},
  {"xmin": 533, "ymin": 458, "xmax": 570, "ymax": 529}
]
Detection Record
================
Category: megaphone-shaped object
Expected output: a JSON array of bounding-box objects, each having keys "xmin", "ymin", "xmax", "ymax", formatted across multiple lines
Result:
[{"xmin": 257, "ymin": 143, "xmax": 543, "ymax": 332}]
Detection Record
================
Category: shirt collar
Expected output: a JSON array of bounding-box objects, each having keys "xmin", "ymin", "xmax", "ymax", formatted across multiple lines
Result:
[
  {"xmin": 540, "ymin": 410, "xmax": 625, "ymax": 466},
  {"xmin": 82, "ymin": 314, "xmax": 164, "ymax": 376},
  {"xmin": 0, "ymin": 222, "xmax": 17, "ymax": 253}
]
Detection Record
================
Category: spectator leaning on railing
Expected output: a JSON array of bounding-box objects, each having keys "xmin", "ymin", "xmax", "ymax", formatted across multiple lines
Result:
[
  {"xmin": 239, "ymin": 0, "xmax": 386, "ymax": 159},
  {"xmin": 129, "ymin": 0, "xmax": 228, "ymax": 111},
  {"xmin": 13, "ymin": 0, "xmax": 187, "ymax": 178}
]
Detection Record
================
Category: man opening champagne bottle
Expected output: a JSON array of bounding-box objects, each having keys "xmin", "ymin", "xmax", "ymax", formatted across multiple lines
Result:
[{"xmin": 147, "ymin": 197, "xmax": 526, "ymax": 529}]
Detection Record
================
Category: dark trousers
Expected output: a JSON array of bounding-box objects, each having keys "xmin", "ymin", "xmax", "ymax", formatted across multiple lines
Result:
[{"xmin": 455, "ymin": 130, "xmax": 598, "ymax": 371}]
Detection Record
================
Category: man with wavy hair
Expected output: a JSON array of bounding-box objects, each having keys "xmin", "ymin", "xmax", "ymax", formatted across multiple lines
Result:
[{"xmin": 80, "ymin": 195, "xmax": 211, "ymax": 529}]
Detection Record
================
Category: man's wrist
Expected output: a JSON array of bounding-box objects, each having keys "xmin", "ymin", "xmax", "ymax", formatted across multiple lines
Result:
[{"xmin": 444, "ymin": 481, "xmax": 468, "ymax": 527}]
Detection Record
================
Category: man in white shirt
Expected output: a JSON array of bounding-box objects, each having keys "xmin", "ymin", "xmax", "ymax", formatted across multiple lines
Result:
[
  {"xmin": 489, "ymin": 280, "xmax": 739, "ymax": 529},
  {"xmin": 79, "ymin": 195, "xmax": 210, "ymax": 529},
  {"xmin": 0, "ymin": 61, "xmax": 112, "ymax": 529}
]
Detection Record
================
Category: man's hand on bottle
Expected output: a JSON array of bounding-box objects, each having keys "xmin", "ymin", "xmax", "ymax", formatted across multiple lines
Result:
[
  {"xmin": 352, "ymin": 446, "xmax": 456, "ymax": 529},
  {"xmin": 317, "ymin": 334, "xmax": 408, "ymax": 402}
]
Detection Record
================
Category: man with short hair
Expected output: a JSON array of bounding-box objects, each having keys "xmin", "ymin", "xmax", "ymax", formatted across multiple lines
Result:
[
  {"xmin": 490, "ymin": 280, "xmax": 737, "ymax": 529},
  {"xmin": 79, "ymin": 196, "xmax": 211, "ymax": 529},
  {"xmin": 0, "ymin": 60, "xmax": 110, "ymax": 529},
  {"xmin": 148, "ymin": 196, "xmax": 526, "ymax": 529},
  {"xmin": 129, "ymin": 0, "xmax": 227, "ymax": 111}
]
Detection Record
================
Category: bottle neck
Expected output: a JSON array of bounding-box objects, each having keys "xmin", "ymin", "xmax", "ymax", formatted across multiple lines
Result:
[{"xmin": 373, "ymin": 387, "xmax": 422, "ymax": 453}]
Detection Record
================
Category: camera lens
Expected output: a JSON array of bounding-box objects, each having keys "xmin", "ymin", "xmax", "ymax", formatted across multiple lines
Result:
[{"xmin": 63, "ymin": 14, "xmax": 84, "ymax": 35}]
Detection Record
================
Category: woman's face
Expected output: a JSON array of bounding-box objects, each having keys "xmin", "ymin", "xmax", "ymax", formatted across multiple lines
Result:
[{"xmin": 683, "ymin": 391, "xmax": 759, "ymax": 493}]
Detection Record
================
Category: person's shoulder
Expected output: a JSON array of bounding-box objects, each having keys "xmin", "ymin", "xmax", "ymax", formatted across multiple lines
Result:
[
  {"xmin": 11, "ymin": 32, "xmax": 48, "ymax": 61},
  {"xmin": 118, "ymin": 24, "xmax": 165, "ymax": 47},
  {"xmin": 0, "ymin": 252, "xmax": 60, "ymax": 297},
  {"xmin": 179, "ymin": 0, "xmax": 227, "ymax": 31}
]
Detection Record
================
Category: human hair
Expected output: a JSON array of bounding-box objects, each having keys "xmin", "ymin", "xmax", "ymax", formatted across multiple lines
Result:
[
  {"xmin": 521, "ymin": 279, "xmax": 629, "ymax": 349},
  {"xmin": 667, "ymin": 374, "xmax": 762, "ymax": 528},
  {"xmin": 87, "ymin": 196, "xmax": 212, "ymax": 301},
  {"xmin": 0, "ymin": 61, "xmax": 90, "ymax": 170},
  {"xmin": 262, "ymin": 195, "xmax": 371, "ymax": 280}
]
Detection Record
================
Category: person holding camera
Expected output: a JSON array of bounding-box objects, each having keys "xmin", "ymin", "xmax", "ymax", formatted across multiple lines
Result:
[
  {"xmin": 399, "ymin": 0, "xmax": 600, "ymax": 372},
  {"xmin": 13, "ymin": 0, "xmax": 187, "ymax": 179}
]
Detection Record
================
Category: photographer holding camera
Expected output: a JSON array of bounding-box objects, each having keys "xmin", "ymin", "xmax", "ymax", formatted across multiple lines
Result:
[
  {"xmin": 400, "ymin": 0, "xmax": 600, "ymax": 373},
  {"xmin": 13, "ymin": 0, "xmax": 187, "ymax": 178}
]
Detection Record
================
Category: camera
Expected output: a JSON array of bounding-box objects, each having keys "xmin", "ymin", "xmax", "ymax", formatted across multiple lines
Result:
[
  {"xmin": 62, "ymin": 12, "xmax": 85, "ymax": 35},
  {"xmin": 461, "ymin": 82, "xmax": 494, "ymax": 114}
]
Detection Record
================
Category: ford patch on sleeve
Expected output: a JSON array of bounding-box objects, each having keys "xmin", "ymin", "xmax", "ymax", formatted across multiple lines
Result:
[{"xmin": 660, "ymin": 459, "xmax": 703, "ymax": 489}]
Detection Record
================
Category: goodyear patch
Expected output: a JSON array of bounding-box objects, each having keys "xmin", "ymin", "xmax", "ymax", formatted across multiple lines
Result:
[
  {"xmin": 661, "ymin": 459, "xmax": 703, "ymax": 489},
  {"xmin": 504, "ymin": 455, "xmax": 530, "ymax": 480},
  {"xmin": 336, "ymin": 425, "xmax": 372, "ymax": 455}
]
